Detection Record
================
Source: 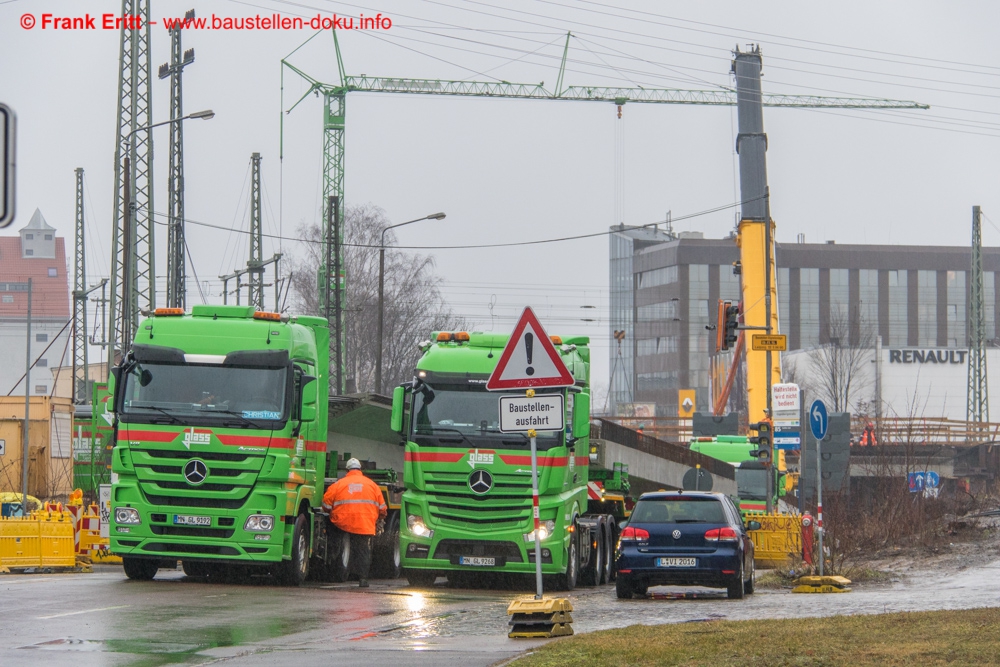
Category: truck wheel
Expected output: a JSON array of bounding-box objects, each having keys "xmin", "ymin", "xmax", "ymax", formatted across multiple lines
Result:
[
  {"xmin": 371, "ymin": 513, "xmax": 401, "ymax": 579},
  {"xmin": 581, "ymin": 519, "xmax": 603, "ymax": 586},
  {"xmin": 602, "ymin": 516, "xmax": 616, "ymax": 584},
  {"xmin": 727, "ymin": 561, "xmax": 745, "ymax": 599},
  {"xmin": 552, "ymin": 519, "xmax": 579, "ymax": 591},
  {"xmin": 333, "ymin": 530, "xmax": 352, "ymax": 582},
  {"xmin": 123, "ymin": 556, "xmax": 159, "ymax": 581},
  {"xmin": 404, "ymin": 569, "xmax": 438, "ymax": 587},
  {"xmin": 278, "ymin": 513, "xmax": 310, "ymax": 586}
]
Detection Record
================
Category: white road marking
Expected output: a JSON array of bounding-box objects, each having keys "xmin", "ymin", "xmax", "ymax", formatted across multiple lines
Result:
[{"xmin": 36, "ymin": 604, "xmax": 131, "ymax": 619}]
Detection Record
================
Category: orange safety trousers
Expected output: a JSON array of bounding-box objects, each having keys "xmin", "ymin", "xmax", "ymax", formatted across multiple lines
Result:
[{"xmin": 322, "ymin": 469, "xmax": 387, "ymax": 536}]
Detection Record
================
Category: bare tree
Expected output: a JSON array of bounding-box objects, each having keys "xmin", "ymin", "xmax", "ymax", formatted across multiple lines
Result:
[
  {"xmin": 286, "ymin": 204, "xmax": 468, "ymax": 393},
  {"xmin": 806, "ymin": 311, "xmax": 875, "ymax": 413}
]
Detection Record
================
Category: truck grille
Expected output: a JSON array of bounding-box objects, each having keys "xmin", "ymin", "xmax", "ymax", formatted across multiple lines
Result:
[
  {"xmin": 423, "ymin": 470, "xmax": 532, "ymax": 531},
  {"xmin": 131, "ymin": 447, "xmax": 265, "ymax": 506},
  {"xmin": 150, "ymin": 525, "xmax": 235, "ymax": 539}
]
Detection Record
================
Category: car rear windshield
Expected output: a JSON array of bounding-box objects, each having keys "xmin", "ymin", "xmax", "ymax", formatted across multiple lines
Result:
[{"xmin": 631, "ymin": 498, "xmax": 726, "ymax": 524}]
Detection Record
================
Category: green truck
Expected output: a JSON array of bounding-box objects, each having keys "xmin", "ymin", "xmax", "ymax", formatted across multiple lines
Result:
[
  {"xmin": 689, "ymin": 435, "xmax": 785, "ymax": 514},
  {"xmin": 390, "ymin": 330, "xmax": 629, "ymax": 589},
  {"xmin": 109, "ymin": 305, "xmax": 356, "ymax": 584},
  {"xmin": 72, "ymin": 382, "xmax": 113, "ymax": 501}
]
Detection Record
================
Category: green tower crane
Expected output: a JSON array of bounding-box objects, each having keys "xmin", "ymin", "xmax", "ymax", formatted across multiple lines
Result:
[{"xmin": 281, "ymin": 32, "xmax": 928, "ymax": 396}]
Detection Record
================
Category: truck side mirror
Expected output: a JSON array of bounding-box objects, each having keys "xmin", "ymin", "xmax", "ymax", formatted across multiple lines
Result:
[
  {"xmin": 298, "ymin": 374, "xmax": 317, "ymax": 422},
  {"xmin": 391, "ymin": 386, "xmax": 405, "ymax": 433},
  {"xmin": 572, "ymin": 392, "xmax": 590, "ymax": 439}
]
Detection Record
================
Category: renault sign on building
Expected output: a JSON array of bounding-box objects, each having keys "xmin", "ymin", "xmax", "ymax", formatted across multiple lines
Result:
[{"xmin": 784, "ymin": 346, "xmax": 1000, "ymax": 421}]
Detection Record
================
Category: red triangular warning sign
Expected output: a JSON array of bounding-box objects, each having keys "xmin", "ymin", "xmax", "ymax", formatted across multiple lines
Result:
[{"xmin": 486, "ymin": 307, "xmax": 575, "ymax": 390}]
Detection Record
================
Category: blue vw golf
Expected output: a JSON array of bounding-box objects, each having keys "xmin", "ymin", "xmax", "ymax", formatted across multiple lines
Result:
[{"xmin": 615, "ymin": 491, "xmax": 759, "ymax": 599}]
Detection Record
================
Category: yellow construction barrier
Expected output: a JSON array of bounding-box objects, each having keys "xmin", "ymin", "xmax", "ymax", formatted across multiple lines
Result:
[
  {"xmin": 746, "ymin": 511, "xmax": 803, "ymax": 568},
  {"xmin": 0, "ymin": 511, "xmax": 85, "ymax": 573}
]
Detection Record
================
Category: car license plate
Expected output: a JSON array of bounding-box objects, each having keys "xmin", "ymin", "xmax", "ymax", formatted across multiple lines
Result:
[
  {"xmin": 656, "ymin": 557, "xmax": 696, "ymax": 568},
  {"xmin": 173, "ymin": 514, "xmax": 211, "ymax": 526},
  {"xmin": 459, "ymin": 556, "xmax": 495, "ymax": 567}
]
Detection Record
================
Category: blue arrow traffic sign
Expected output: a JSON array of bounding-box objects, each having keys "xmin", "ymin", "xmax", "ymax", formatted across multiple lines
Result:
[{"xmin": 809, "ymin": 400, "xmax": 828, "ymax": 440}]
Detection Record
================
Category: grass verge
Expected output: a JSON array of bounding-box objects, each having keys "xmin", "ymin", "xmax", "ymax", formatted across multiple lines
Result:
[{"xmin": 507, "ymin": 607, "xmax": 1000, "ymax": 667}]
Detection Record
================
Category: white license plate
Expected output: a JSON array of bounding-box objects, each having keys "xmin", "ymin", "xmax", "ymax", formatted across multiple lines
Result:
[
  {"xmin": 459, "ymin": 556, "xmax": 495, "ymax": 567},
  {"xmin": 656, "ymin": 557, "xmax": 697, "ymax": 568},
  {"xmin": 173, "ymin": 514, "xmax": 211, "ymax": 526}
]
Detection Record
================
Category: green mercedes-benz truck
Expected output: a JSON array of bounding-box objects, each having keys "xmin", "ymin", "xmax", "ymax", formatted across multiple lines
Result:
[
  {"xmin": 109, "ymin": 305, "xmax": 336, "ymax": 584},
  {"xmin": 391, "ymin": 330, "xmax": 629, "ymax": 590}
]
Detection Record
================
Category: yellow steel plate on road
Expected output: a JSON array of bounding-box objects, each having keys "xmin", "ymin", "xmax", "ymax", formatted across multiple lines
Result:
[{"xmin": 751, "ymin": 334, "xmax": 787, "ymax": 351}]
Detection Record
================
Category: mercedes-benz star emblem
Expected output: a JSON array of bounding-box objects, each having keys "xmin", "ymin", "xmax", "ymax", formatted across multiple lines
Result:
[
  {"xmin": 672, "ymin": 529, "xmax": 682, "ymax": 540},
  {"xmin": 184, "ymin": 459, "xmax": 209, "ymax": 486},
  {"xmin": 468, "ymin": 469, "xmax": 493, "ymax": 495}
]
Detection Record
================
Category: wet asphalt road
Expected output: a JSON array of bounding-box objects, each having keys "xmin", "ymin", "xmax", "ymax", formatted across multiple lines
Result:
[{"xmin": 2, "ymin": 559, "xmax": 1000, "ymax": 666}]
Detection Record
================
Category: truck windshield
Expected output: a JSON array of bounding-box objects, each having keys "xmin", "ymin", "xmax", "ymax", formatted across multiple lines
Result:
[
  {"xmin": 736, "ymin": 467, "xmax": 769, "ymax": 500},
  {"xmin": 119, "ymin": 362, "xmax": 288, "ymax": 426},
  {"xmin": 410, "ymin": 383, "xmax": 561, "ymax": 450}
]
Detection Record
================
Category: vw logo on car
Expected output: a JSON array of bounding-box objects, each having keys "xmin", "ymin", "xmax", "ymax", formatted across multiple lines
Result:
[
  {"xmin": 468, "ymin": 469, "xmax": 493, "ymax": 495},
  {"xmin": 672, "ymin": 529, "xmax": 682, "ymax": 540},
  {"xmin": 183, "ymin": 459, "xmax": 209, "ymax": 486}
]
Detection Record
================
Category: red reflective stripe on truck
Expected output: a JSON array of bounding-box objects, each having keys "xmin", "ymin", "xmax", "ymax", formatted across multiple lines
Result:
[
  {"xmin": 499, "ymin": 455, "xmax": 570, "ymax": 466},
  {"xmin": 217, "ymin": 434, "xmax": 273, "ymax": 447},
  {"xmin": 404, "ymin": 452, "xmax": 465, "ymax": 463},
  {"xmin": 118, "ymin": 430, "xmax": 180, "ymax": 443}
]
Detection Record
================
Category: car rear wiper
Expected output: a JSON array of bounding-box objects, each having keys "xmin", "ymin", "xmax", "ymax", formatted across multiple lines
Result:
[{"xmin": 674, "ymin": 518, "xmax": 705, "ymax": 523}]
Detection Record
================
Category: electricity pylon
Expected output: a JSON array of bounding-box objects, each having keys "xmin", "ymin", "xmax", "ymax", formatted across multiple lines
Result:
[
  {"xmin": 967, "ymin": 205, "xmax": 989, "ymax": 427},
  {"xmin": 160, "ymin": 9, "xmax": 196, "ymax": 310},
  {"xmin": 108, "ymin": 0, "xmax": 154, "ymax": 365},
  {"xmin": 72, "ymin": 169, "xmax": 109, "ymax": 403}
]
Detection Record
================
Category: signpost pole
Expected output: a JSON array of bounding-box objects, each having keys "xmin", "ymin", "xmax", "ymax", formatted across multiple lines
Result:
[
  {"xmin": 816, "ymin": 432, "xmax": 824, "ymax": 577},
  {"xmin": 528, "ymin": 423, "xmax": 543, "ymax": 600}
]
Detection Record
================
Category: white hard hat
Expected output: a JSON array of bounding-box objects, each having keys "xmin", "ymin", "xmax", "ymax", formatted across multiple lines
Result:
[{"xmin": 346, "ymin": 458, "xmax": 362, "ymax": 470}]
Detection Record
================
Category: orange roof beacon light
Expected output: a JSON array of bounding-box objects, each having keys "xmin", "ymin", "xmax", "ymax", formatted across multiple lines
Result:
[
  {"xmin": 154, "ymin": 308, "xmax": 184, "ymax": 316},
  {"xmin": 253, "ymin": 311, "xmax": 282, "ymax": 322},
  {"xmin": 454, "ymin": 331, "xmax": 471, "ymax": 342},
  {"xmin": 436, "ymin": 332, "xmax": 453, "ymax": 342},
  {"xmin": 549, "ymin": 335, "xmax": 562, "ymax": 345}
]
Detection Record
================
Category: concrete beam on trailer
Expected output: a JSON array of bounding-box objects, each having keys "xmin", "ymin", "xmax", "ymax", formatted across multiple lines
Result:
[
  {"xmin": 327, "ymin": 393, "xmax": 403, "ymax": 472},
  {"xmin": 591, "ymin": 419, "xmax": 737, "ymax": 496}
]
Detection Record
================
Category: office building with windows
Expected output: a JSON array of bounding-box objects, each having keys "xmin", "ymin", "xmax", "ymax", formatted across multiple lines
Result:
[{"xmin": 610, "ymin": 229, "xmax": 1000, "ymax": 417}]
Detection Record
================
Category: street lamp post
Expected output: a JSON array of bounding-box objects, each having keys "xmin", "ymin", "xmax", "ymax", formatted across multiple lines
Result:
[
  {"xmin": 115, "ymin": 110, "xmax": 214, "ymax": 357},
  {"xmin": 376, "ymin": 212, "xmax": 446, "ymax": 394}
]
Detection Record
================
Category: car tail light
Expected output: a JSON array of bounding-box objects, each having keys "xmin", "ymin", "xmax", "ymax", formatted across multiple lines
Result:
[
  {"xmin": 704, "ymin": 527, "xmax": 739, "ymax": 542},
  {"xmin": 620, "ymin": 526, "xmax": 650, "ymax": 542}
]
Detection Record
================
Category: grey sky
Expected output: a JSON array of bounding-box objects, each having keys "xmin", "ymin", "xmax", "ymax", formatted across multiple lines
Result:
[{"xmin": 3, "ymin": 0, "xmax": 1000, "ymax": 394}]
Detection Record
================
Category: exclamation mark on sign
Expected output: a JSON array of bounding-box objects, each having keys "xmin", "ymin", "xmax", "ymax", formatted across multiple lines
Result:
[{"xmin": 524, "ymin": 333, "xmax": 534, "ymax": 376}]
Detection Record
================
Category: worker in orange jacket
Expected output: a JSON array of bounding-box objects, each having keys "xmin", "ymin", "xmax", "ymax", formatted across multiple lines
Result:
[{"xmin": 322, "ymin": 458, "xmax": 387, "ymax": 587}]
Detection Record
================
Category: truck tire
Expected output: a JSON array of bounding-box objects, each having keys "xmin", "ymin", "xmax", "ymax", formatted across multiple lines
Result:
[
  {"xmin": 123, "ymin": 556, "xmax": 159, "ymax": 581},
  {"xmin": 371, "ymin": 513, "xmax": 401, "ymax": 579},
  {"xmin": 552, "ymin": 519, "xmax": 579, "ymax": 591},
  {"xmin": 277, "ymin": 513, "xmax": 310, "ymax": 586},
  {"xmin": 333, "ymin": 530, "xmax": 352, "ymax": 582},
  {"xmin": 581, "ymin": 518, "xmax": 604, "ymax": 586},
  {"xmin": 602, "ymin": 516, "xmax": 616, "ymax": 584},
  {"xmin": 404, "ymin": 568, "xmax": 438, "ymax": 587}
]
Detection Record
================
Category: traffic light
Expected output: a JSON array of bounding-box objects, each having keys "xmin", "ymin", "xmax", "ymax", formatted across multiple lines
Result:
[
  {"xmin": 719, "ymin": 303, "xmax": 740, "ymax": 351},
  {"xmin": 748, "ymin": 420, "xmax": 772, "ymax": 463},
  {"xmin": 715, "ymin": 300, "xmax": 728, "ymax": 352}
]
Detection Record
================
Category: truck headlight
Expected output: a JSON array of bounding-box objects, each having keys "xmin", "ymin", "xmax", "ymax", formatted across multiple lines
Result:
[
  {"xmin": 524, "ymin": 520, "xmax": 556, "ymax": 543},
  {"xmin": 407, "ymin": 514, "xmax": 433, "ymax": 539},
  {"xmin": 244, "ymin": 515, "xmax": 275, "ymax": 532},
  {"xmin": 115, "ymin": 507, "xmax": 141, "ymax": 525}
]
